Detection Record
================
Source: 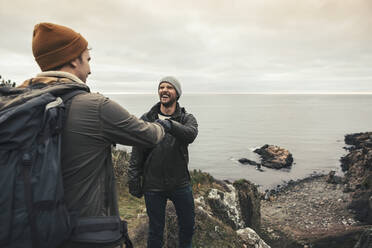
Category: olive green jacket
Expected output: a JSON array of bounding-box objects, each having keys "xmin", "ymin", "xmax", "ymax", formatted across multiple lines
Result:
[{"xmin": 22, "ymin": 71, "xmax": 165, "ymax": 218}]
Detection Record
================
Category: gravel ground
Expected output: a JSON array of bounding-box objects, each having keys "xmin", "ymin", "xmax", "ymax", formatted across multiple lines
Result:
[{"xmin": 261, "ymin": 175, "xmax": 362, "ymax": 243}]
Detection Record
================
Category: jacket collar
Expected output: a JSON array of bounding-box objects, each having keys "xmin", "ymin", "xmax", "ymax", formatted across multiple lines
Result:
[
  {"xmin": 148, "ymin": 102, "xmax": 184, "ymax": 120},
  {"xmin": 18, "ymin": 71, "xmax": 86, "ymax": 88},
  {"xmin": 37, "ymin": 71, "xmax": 85, "ymax": 85}
]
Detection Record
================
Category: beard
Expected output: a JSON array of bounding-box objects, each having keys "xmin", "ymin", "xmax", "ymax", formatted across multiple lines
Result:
[
  {"xmin": 160, "ymin": 92, "xmax": 177, "ymax": 107},
  {"xmin": 161, "ymin": 97, "xmax": 177, "ymax": 107}
]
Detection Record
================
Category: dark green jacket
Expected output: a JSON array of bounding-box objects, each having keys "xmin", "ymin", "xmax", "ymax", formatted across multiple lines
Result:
[
  {"xmin": 128, "ymin": 102, "xmax": 198, "ymax": 193},
  {"xmin": 22, "ymin": 71, "xmax": 165, "ymax": 218}
]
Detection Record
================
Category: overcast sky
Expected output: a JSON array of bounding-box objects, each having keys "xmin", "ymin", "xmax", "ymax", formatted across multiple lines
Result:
[{"xmin": 1, "ymin": 0, "xmax": 372, "ymax": 93}]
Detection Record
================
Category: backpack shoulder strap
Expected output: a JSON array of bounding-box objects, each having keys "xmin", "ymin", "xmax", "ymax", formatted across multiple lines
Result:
[
  {"xmin": 60, "ymin": 90, "xmax": 87, "ymax": 123},
  {"xmin": 61, "ymin": 89, "xmax": 87, "ymax": 103}
]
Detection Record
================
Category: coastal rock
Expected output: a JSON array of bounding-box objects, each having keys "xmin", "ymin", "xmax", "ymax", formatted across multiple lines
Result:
[
  {"xmin": 353, "ymin": 228, "xmax": 372, "ymax": 248},
  {"xmin": 254, "ymin": 144, "xmax": 293, "ymax": 169},
  {"xmin": 233, "ymin": 179, "xmax": 261, "ymax": 231},
  {"xmin": 129, "ymin": 177, "xmax": 264, "ymax": 248},
  {"xmin": 205, "ymin": 179, "xmax": 261, "ymax": 231},
  {"xmin": 341, "ymin": 132, "xmax": 372, "ymax": 224},
  {"xmin": 326, "ymin": 170, "xmax": 343, "ymax": 184},
  {"xmin": 238, "ymin": 158, "xmax": 260, "ymax": 166},
  {"xmin": 206, "ymin": 184, "xmax": 246, "ymax": 229},
  {"xmin": 164, "ymin": 203, "xmax": 273, "ymax": 248},
  {"xmin": 131, "ymin": 203, "xmax": 246, "ymax": 248},
  {"xmin": 116, "ymin": 156, "xmax": 267, "ymax": 247},
  {"xmin": 344, "ymin": 132, "xmax": 372, "ymax": 150},
  {"xmin": 237, "ymin": 228, "xmax": 271, "ymax": 248},
  {"xmin": 160, "ymin": 169, "xmax": 266, "ymax": 247}
]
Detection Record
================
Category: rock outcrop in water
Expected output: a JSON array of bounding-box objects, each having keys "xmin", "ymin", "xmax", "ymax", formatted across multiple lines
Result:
[
  {"xmin": 238, "ymin": 158, "xmax": 260, "ymax": 166},
  {"xmin": 254, "ymin": 144, "xmax": 293, "ymax": 169},
  {"xmin": 239, "ymin": 144, "xmax": 293, "ymax": 169}
]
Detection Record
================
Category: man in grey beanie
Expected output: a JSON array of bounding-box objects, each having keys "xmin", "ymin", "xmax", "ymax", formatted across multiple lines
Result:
[
  {"xmin": 158, "ymin": 76, "xmax": 182, "ymax": 99},
  {"xmin": 128, "ymin": 76, "xmax": 198, "ymax": 248}
]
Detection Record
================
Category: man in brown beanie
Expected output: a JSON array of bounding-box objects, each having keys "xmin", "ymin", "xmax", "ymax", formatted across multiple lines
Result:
[{"xmin": 21, "ymin": 22, "xmax": 166, "ymax": 247}]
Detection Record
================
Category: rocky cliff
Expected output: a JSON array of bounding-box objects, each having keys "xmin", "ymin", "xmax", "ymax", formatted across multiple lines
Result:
[
  {"xmin": 129, "ymin": 171, "xmax": 269, "ymax": 248},
  {"xmin": 341, "ymin": 132, "xmax": 372, "ymax": 225},
  {"xmin": 112, "ymin": 149, "xmax": 269, "ymax": 248}
]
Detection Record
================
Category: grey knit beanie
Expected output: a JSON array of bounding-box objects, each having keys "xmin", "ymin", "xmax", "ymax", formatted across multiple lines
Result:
[{"xmin": 158, "ymin": 76, "xmax": 182, "ymax": 99}]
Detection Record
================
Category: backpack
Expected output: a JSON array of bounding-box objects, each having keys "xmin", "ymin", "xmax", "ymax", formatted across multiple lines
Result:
[{"xmin": 0, "ymin": 82, "xmax": 133, "ymax": 248}]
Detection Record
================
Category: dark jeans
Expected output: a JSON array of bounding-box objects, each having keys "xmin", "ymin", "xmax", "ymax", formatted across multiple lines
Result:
[{"xmin": 144, "ymin": 186, "xmax": 195, "ymax": 248}]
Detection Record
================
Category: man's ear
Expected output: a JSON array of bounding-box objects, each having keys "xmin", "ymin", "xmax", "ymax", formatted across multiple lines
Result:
[{"xmin": 69, "ymin": 57, "xmax": 79, "ymax": 68}]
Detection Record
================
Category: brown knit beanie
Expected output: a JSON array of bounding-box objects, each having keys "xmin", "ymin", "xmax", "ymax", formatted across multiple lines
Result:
[{"xmin": 32, "ymin": 22, "xmax": 88, "ymax": 71}]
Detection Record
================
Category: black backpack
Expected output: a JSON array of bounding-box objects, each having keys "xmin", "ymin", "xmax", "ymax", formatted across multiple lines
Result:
[{"xmin": 0, "ymin": 83, "xmax": 133, "ymax": 248}]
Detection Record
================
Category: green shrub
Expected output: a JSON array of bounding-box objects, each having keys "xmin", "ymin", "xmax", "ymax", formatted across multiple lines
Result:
[{"xmin": 0, "ymin": 75, "xmax": 16, "ymax": 87}]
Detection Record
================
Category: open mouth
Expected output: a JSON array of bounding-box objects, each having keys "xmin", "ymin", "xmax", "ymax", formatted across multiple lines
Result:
[{"xmin": 161, "ymin": 94, "xmax": 170, "ymax": 100}]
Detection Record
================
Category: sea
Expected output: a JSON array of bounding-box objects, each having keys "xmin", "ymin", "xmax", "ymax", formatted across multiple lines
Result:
[{"xmin": 107, "ymin": 93, "xmax": 372, "ymax": 191}]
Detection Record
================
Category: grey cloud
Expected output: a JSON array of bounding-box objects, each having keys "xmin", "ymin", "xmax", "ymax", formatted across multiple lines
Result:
[{"xmin": 1, "ymin": 0, "xmax": 372, "ymax": 93}]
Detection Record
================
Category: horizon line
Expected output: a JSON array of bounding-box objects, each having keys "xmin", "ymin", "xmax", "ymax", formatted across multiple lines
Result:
[{"xmin": 101, "ymin": 91, "xmax": 372, "ymax": 95}]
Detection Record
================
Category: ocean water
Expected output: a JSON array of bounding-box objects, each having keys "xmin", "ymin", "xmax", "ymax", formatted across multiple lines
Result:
[{"xmin": 107, "ymin": 93, "xmax": 372, "ymax": 190}]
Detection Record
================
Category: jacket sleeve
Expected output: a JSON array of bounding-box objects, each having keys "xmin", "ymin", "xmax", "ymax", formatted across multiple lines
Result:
[
  {"xmin": 99, "ymin": 97, "xmax": 165, "ymax": 147},
  {"xmin": 169, "ymin": 113, "xmax": 198, "ymax": 144},
  {"xmin": 128, "ymin": 146, "xmax": 145, "ymax": 198}
]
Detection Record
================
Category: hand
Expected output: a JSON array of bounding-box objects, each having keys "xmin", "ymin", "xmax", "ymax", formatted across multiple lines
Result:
[
  {"xmin": 129, "ymin": 179, "xmax": 143, "ymax": 198},
  {"xmin": 155, "ymin": 119, "xmax": 172, "ymax": 132}
]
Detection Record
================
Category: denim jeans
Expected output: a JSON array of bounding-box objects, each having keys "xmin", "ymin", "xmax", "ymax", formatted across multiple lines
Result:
[{"xmin": 144, "ymin": 186, "xmax": 195, "ymax": 248}]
